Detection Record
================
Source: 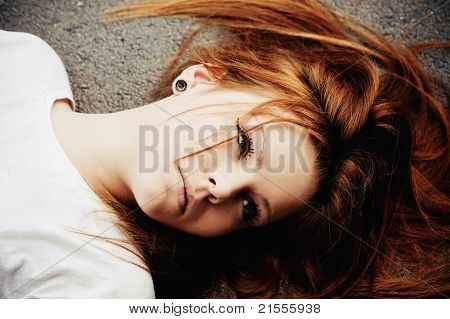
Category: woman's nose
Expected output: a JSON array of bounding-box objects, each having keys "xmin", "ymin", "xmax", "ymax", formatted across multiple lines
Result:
[{"xmin": 206, "ymin": 174, "xmax": 238, "ymax": 204}]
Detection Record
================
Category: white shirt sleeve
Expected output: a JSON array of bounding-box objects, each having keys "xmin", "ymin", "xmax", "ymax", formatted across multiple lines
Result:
[{"xmin": 0, "ymin": 29, "xmax": 75, "ymax": 110}]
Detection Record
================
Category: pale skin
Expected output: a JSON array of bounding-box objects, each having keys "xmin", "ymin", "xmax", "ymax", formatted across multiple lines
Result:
[{"xmin": 51, "ymin": 64, "xmax": 319, "ymax": 237}]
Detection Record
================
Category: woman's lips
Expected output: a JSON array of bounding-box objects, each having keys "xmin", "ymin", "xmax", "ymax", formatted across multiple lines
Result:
[{"xmin": 177, "ymin": 164, "xmax": 193, "ymax": 214}]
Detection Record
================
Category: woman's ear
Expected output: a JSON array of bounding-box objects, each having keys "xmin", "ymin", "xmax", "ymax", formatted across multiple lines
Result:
[{"xmin": 172, "ymin": 63, "xmax": 227, "ymax": 94}]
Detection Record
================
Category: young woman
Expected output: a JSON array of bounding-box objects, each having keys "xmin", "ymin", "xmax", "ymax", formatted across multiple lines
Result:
[{"xmin": 1, "ymin": 0, "xmax": 448, "ymax": 298}]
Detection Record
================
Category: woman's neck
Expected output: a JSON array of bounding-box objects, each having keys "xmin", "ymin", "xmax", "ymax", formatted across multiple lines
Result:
[{"xmin": 50, "ymin": 99, "xmax": 171, "ymax": 208}]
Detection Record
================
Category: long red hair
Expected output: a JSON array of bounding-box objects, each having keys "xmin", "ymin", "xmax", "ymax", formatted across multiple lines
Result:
[{"xmin": 97, "ymin": 0, "xmax": 450, "ymax": 297}]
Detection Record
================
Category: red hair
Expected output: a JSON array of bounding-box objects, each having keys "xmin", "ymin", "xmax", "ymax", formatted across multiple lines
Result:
[{"xmin": 98, "ymin": 0, "xmax": 450, "ymax": 297}]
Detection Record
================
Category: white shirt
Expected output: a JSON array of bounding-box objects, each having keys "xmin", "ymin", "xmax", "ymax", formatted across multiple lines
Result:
[{"xmin": 0, "ymin": 30, "xmax": 155, "ymax": 298}]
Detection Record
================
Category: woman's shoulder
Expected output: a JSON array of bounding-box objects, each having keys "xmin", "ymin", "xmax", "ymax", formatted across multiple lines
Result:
[
  {"xmin": 0, "ymin": 30, "xmax": 71, "ymax": 95},
  {"xmin": 0, "ymin": 30, "xmax": 75, "ymax": 116},
  {"xmin": 74, "ymin": 211, "xmax": 157, "ymax": 298},
  {"xmin": 0, "ymin": 29, "xmax": 56, "ymax": 55},
  {"xmin": 0, "ymin": 226, "xmax": 156, "ymax": 298},
  {"xmin": 0, "ymin": 29, "xmax": 44, "ymax": 42},
  {"xmin": 98, "ymin": 256, "xmax": 156, "ymax": 298},
  {"xmin": 0, "ymin": 29, "xmax": 58, "ymax": 63}
]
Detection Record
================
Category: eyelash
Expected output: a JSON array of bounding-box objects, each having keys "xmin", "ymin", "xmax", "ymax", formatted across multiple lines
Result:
[
  {"xmin": 242, "ymin": 196, "xmax": 262, "ymax": 226},
  {"xmin": 235, "ymin": 118, "xmax": 254, "ymax": 160}
]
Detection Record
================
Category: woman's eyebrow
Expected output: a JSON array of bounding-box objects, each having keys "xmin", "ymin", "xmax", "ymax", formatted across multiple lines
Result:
[
  {"xmin": 256, "ymin": 126, "xmax": 266, "ymax": 171},
  {"xmin": 256, "ymin": 149, "xmax": 265, "ymax": 171},
  {"xmin": 261, "ymin": 196, "xmax": 272, "ymax": 225}
]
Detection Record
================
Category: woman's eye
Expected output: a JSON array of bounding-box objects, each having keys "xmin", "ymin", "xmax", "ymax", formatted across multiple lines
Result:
[
  {"xmin": 242, "ymin": 197, "xmax": 261, "ymax": 226},
  {"xmin": 236, "ymin": 118, "xmax": 254, "ymax": 159}
]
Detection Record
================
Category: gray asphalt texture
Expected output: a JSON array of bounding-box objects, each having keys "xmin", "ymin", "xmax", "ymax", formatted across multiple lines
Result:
[{"xmin": 0, "ymin": 0, "xmax": 448, "ymax": 298}]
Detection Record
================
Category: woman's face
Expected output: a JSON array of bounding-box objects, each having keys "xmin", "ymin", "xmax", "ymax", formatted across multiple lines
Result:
[{"xmin": 129, "ymin": 66, "xmax": 319, "ymax": 237}]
